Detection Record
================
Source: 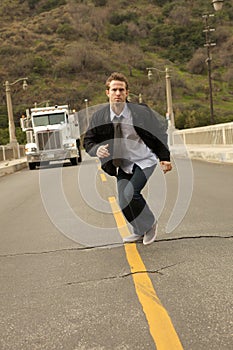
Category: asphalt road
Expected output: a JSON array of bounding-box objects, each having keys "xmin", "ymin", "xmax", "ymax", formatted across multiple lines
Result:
[{"xmin": 0, "ymin": 154, "xmax": 232, "ymax": 350}]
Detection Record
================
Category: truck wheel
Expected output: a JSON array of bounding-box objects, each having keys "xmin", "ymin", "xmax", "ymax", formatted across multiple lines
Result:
[
  {"xmin": 28, "ymin": 162, "xmax": 36, "ymax": 170},
  {"xmin": 70, "ymin": 157, "xmax": 78, "ymax": 166},
  {"xmin": 77, "ymin": 145, "xmax": 82, "ymax": 163}
]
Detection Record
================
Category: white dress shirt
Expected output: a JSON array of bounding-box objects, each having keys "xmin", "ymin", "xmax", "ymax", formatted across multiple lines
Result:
[{"xmin": 110, "ymin": 104, "xmax": 157, "ymax": 173}]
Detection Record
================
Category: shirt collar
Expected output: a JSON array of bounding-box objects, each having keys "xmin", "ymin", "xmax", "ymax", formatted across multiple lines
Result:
[{"xmin": 110, "ymin": 104, "xmax": 130, "ymax": 121}]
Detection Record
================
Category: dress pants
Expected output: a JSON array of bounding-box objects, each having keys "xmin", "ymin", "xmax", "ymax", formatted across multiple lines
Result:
[{"xmin": 116, "ymin": 164, "xmax": 156, "ymax": 236}]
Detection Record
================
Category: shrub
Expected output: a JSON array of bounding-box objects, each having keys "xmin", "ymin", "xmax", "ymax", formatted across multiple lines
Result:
[
  {"xmin": 0, "ymin": 111, "xmax": 8, "ymax": 128},
  {"xmin": 28, "ymin": 0, "xmax": 40, "ymax": 10},
  {"xmin": 150, "ymin": 24, "xmax": 174, "ymax": 47},
  {"xmin": 175, "ymin": 106, "xmax": 211, "ymax": 129},
  {"xmin": 16, "ymin": 128, "xmax": 27, "ymax": 144},
  {"xmin": 56, "ymin": 23, "xmax": 75, "ymax": 39},
  {"xmin": 0, "ymin": 128, "xmax": 9, "ymax": 145},
  {"xmin": 187, "ymin": 49, "xmax": 206, "ymax": 74},
  {"xmin": 33, "ymin": 56, "xmax": 49, "ymax": 74},
  {"xmin": 223, "ymin": 69, "xmax": 233, "ymax": 88},
  {"xmin": 107, "ymin": 24, "xmax": 130, "ymax": 42},
  {"xmin": 109, "ymin": 11, "xmax": 137, "ymax": 26},
  {"xmin": 93, "ymin": 0, "xmax": 107, "ymax": 6},
  {"xmin": 0, "ymin": 128, "xmax": 27, "ymax": 145},
  {"xmin": 40, "ymin": 0, "xmax": 66, "ymax": 12},
  {"xmin": 53, "ymin": 43, "xmax": 110, "ymax": 77}
]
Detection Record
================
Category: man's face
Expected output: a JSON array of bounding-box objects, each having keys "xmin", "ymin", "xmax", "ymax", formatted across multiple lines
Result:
[{"xmin": 106, "ymin": 80, "xmax": 128, "ymax": 104}]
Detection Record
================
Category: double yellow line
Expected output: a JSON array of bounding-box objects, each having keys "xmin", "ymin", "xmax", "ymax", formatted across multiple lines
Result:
[{"xmin": 99, "ymin": 164, "xmax": 183, "ymax": 349}]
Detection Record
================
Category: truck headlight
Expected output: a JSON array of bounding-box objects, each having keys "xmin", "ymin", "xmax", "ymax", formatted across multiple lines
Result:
[
  {"xmin": 64, "ymin": 143, "xmax": 76, "ymax": 148},
  {"xmin": 25, "ymin": 146, "xmax": 37, "ymax": 153}
]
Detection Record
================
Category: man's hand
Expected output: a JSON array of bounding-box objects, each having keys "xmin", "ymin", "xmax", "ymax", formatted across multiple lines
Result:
[
  {"xmin": 96, "ymin": 144, "xmax": 110, "ymax": 158},
  {"xmin": 160, "ymin": 161, "xmax": 172, "ymax": 174}
]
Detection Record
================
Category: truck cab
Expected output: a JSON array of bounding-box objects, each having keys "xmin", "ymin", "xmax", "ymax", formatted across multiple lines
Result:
[{"xmin": 20, "ymin": 105, "xmax": 82, "ymax": 169}]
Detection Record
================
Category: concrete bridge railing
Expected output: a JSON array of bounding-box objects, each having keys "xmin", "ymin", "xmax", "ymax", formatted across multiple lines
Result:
[
  {"xmin": 0, "ymin": 144, "xmax": 25, "ymax": 162},
  {"xmin": 1, "ymin": 122, "xmax": 233, "ymax": 164},
  {"xmin": 172, "ymin": 121, "xmax": 233, "ymax": 146},
  {"xmin": 171, "ymin": 122, "xmax": 233, "ymax": 163}
]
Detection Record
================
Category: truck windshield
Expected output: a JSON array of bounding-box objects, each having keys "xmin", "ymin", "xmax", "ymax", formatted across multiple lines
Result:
[{"xmin": 33, "ymin": 113, "xmax": 65, "ymax": 127}]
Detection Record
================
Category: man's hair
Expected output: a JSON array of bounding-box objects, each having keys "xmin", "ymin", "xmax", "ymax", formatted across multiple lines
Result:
[{"xmin": 105, "ymin": 72, "xmax": 129, "ymax": 90}]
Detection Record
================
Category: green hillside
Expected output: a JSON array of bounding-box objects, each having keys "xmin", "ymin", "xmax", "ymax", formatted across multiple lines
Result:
[{"xmin": 0, "ymin": 0, "xmax": 232, "ymax": 141}]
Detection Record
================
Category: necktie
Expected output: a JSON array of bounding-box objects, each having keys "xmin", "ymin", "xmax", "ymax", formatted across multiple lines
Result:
[{"xmin": 113, "ymin": 116, "xmax": 123, "ymax": 168}]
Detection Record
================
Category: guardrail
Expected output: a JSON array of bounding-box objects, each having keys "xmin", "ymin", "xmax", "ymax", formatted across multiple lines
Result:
[
  {"xmin": 0, "ymin": 145, "xmax": 25, "ymax": 161},
  {"xmin": 172, "ymin": 121, "xmax": 233, "ymax": 146}
]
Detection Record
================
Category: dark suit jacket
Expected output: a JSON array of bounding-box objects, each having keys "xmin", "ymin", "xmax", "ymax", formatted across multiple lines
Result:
[{"xmin": 84, "ymin": 102, "xmax": 170, "ymax": 176}]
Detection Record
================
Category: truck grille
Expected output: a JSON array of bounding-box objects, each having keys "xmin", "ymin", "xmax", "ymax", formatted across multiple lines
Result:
[{"xmin": 37, "ymin": 131, "xmax": 61, "ymax": 150}]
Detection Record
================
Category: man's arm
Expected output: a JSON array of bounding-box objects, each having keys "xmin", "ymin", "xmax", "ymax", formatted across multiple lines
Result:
[
  {"xmin": 83, "ymin": 112, "xmax": 112, "ymax": 159},
  {"xmin": 83, "ymin": 125, "xmax": 100, "ymax": 157}
]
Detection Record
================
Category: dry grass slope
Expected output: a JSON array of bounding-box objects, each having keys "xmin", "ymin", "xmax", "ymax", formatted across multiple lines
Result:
[{"xmin": 0, "ymin": 0, "xmax": 232, "ymax": 129}]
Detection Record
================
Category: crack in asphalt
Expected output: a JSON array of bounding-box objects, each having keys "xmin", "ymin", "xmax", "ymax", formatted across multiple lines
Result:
[
  {"xmin": 0, "ymin": 234, "xmax": 232, "ymax": 258},
  {"xmin": 64, "ymin": 272, "xmax": 161, "ymax": 287},
  {"xmin": 61, "ymin": 262, "xmax": 185, "ymax": 287},
  {"xmin": 1, "ymin": 236, "xmax": 231, "ymax": 289}
]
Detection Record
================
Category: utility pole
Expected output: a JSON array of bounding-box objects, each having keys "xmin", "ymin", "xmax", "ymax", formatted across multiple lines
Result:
[
  {"xmin": 165, "ymin": 67, "xmax": 175, "ymax": 129},
  {"xmin": 5, "ymin": 81, "xmax": 18, "ymax": 158},
  {"xmin": 147, "ymin": 67, "xmax": 175, "ymax": 145},
  {"xmin": 4, "ymin": 78, "xmax": 28, "ymax": 159},
  {"xmin": 202, "ymin": 1, "xmax": 224, "ymax": 124},
  {"xmin": 203, "ymin": 14, "xmax": 216, "ymax": 124},
  {"xmin": 147, "ymin": 67, "xmax": 175, "ymax": 128}
]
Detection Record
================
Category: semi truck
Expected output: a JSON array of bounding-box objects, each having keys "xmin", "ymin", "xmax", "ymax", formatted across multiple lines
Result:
[{"xmin": 20, "ymin": 104, "xmax": 82, "ymax": 170}]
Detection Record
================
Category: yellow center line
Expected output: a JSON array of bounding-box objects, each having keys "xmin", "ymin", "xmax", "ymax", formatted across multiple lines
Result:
[
  {"xmin": 97, "ymin": 161, "xmax": 106, "ymax": 182},
  {"xmin": 108, "ymin": 196, "xmax": 184, "ymax": 350},
  {"xmin": 100, "ymin": 173, "xmax": 107, "ymax": 182}
]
